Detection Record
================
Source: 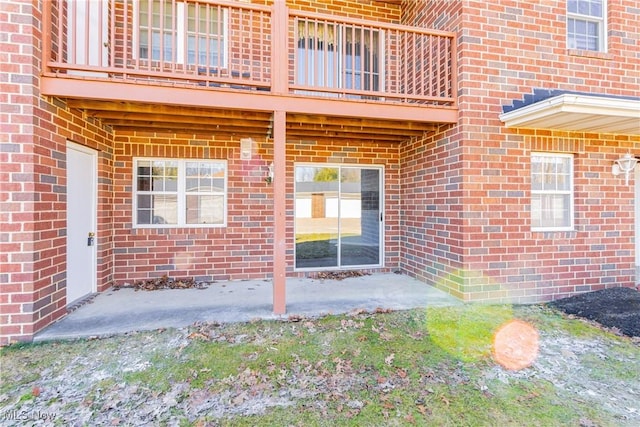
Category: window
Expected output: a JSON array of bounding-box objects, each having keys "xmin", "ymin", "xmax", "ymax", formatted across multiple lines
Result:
[
  {"xmin": 134, "ymin": 159, "xmax": 226, "ymax": 227},
  {"xmin": 138, "ymin": 0, "xmax": 227, "ymax": 66},
  {"xmin": 567, "ymin": 0, "xmax": 606, "ymax": 51},
  {"xmin": 531, "ymin": 153, "xmax": 574, "ymax": 231},
  {"xmin": 296, "ymin": 20, "xmax": 383, "ymax": 94}
]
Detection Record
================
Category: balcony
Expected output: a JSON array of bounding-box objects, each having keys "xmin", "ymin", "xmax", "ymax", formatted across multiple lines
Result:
[{"xmin": 42, "ymin": 0, "xmax": 458, "ymax": 141}]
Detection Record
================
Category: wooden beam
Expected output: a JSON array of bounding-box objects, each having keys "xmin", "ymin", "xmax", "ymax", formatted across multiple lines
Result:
[
  {"xmin": 97, "ymin": 112, "xmax": 271, "ymax": 128},
  {"xmin": 287, "ymin": 113, "xmax": 438, "ymax": 132},
  {"xmin": 285, "ymin": 130, "xmax": 410, "ymax": 142},
  {"xmin": 287, "ymin": 124, "xmax": 426, "ymax": 137},
  {"xmin": 113, "ymin": 126, "xmax": 269, "ymax": 137},
  {"xmin": 43, "ymin": 78, "xmax": 458, "ymax": 123},
  {"xmin": 67, "ymin": 99, "xmax": 272, "ymax": 122},
  {"xmin": 273, "ymin": 111, "xmax": 286, "ymax": 315}
]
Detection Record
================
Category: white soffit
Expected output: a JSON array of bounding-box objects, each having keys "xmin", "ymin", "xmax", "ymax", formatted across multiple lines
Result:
[{"xmin": 499, "ymin": 94, "xmax": 640, "ymax": 135}]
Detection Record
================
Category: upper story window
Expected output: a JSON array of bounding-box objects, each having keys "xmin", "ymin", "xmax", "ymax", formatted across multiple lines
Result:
[
  {"xmin": 531, "ymin": 153, "xmax": 574, "ymax": 231},
  {"xmin": 134, "ymin": 159, "xmax": 227, "ymax": 227},
  {"xmin": 138, "ymin": 0, "xmax": 228, "ymax": 66},
  {"xmin": 567, "ymin": 0, "xmax": 606, "ymax": 51}
]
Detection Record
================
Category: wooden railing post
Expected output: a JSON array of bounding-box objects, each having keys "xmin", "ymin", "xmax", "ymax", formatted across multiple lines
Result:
[
  {"xmin": 271, "ymin": 0, "xmax": 288, "ymax": 94},
  {"xmin": 41, "ymin": 0, "xmax": 53, "ymax": 74},
  {"xmin": 450, "ymin": 34, "xmax": 458, "ymax": 107}
]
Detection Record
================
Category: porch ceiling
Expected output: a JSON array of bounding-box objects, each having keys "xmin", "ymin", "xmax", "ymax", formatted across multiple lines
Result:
[{"xmin": 67, "ymin": 99, "xmax": 438, "ymax": 142}]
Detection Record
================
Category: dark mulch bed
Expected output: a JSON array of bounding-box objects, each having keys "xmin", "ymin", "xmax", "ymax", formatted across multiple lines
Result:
[{"xmin": 548, "ymin": 287, "xmax": 640, "ymax": 338}]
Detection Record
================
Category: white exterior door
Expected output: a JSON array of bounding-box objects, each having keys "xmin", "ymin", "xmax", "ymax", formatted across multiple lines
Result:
[{"xmin": 66, "ymin": 142, "xmax": 97, "ymax": 305}]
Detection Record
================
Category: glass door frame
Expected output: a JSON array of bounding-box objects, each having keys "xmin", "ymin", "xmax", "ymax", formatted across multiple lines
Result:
[{"xmin": 293, "ymin": 163, "xmax": 384, "ymax": 271}]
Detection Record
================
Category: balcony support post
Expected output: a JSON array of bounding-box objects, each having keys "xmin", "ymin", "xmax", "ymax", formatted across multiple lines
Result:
[
  {"xmin": 271, "ymin": 0, "xmax": 288, "ymax": 94},
  {"xmin": 272, "ymin": 110, "xmax": 287, "ymax": 315}
]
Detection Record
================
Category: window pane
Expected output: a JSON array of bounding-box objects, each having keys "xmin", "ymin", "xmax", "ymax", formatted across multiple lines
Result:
[
  {"xmin": 185, "ymin": 162, "xmax": 225, "ymax": 192},
  {"xmin": 532, "ymin": 194, "xmax": 571, "ymax": 229},
  {"xmin": 295, "ymin": 165, "xmax": 381, "ymax": 268},
  {"xmin": 295, "ymin": 166, "xmax": 339, "ymax": 268},
  {"xmin": 531, "ymin": 154, "xmax": 573, "ymax": 230},
  {"xmin": 341, "ymin": 168, "xmax": 380, "ymax": 266},
  {"xmin": 567, "ymin": 0, "xmax": 603, "ymax": 52},
  {"xmin": 152, "ymin": 194, "xmax": 177, "ymax": 224},
  {"xmin": 186, "ymin": 4, "xmax": 225, "ymax": 66},
  {"xmin": 150, "ymin": 161, "xmax": 178, "ymax": 191},
  {"xmin": 577, "ymin": 0, "xmax": 590, "ymax": 15},
  {"xmin": 186, "ymin": 195, "xmax": 224, "ymax": 224},
  {"xmin": 188, "ymin": 5, "xmax": 222, "ymax": 32},
  {"xmin": 137, "ymin": 194, "xmax": 177, "ymax": 225},
  {"xmin": 136, "ymin": 159, "xmax": 226, "ymax": 227}
]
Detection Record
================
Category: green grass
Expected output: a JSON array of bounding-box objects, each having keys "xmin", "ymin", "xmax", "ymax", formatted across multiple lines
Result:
[{"xmin": 1, "ymin": 305, "xmax": 638, "ymax": 426}]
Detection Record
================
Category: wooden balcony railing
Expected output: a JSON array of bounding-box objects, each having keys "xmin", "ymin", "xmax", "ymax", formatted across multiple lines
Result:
[{"xmin": 43, "ymin": 0, "xmax": 456, "ymax": 106}]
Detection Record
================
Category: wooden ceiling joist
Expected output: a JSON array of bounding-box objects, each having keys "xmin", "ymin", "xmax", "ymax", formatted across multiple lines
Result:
[
  {"xmin": 67, "ymin": 99, "xmax": 271, "ymax": 122},
  {"xmin": 287, "ymin": 113, "xmax": 437, "ymax": 131},
  {"xmin": 98, "ymin": 112, "xmax": 271, "ymax": 128},
  {"xmin": 101, "ymin": 119, "xmax": 269, "ymax": 135},
  {"xmin": 285, "ymin": 130, "xmax": 409, "ymax": 142},
  {"xmin": 287, "ymin": 123, "xmax": 426, "ymax": 137},
  {"xmin": 63, "ymin": 98, "xmax": 437, "ymax": 143}
]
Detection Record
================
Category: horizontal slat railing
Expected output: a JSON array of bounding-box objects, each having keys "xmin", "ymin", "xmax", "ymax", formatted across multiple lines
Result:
[{"xmin": 43, "ymin": 0, "xmax": 455, "ymax": 105}]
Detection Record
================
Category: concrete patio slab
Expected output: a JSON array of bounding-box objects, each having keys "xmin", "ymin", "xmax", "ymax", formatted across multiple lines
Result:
[{"xmin": 34, "ymin": 273, "xmax": 461, "ymax": 342}]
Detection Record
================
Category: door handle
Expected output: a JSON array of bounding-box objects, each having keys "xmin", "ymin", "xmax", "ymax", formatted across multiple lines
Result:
[{"xmin": 88, "ymin": 232, "xmax": 95, "ymax": 246}]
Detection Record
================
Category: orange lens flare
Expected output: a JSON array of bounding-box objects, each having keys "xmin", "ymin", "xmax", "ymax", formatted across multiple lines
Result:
[{"xmin": 492, "ymin": 319, "xmax": 539, "ymax": 371}]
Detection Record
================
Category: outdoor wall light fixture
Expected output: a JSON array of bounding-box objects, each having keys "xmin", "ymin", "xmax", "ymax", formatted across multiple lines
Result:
[
  {"xmin": 266, "ymin": 162, "xmax": 274, "ymax": 184},
  {"xmin": 611, "ymin": 153, "xmax": 638, "ymax": 186}
]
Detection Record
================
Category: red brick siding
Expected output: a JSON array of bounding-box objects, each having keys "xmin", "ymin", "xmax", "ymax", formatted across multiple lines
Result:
[
  {"xmin": 399, "ymin": 0, "xmax": 640, "ymax": 302},
  {"xmin": 286, "ymin": 138, "xmax": 402, "ymax": 276},
  {"xmin": 251, "ymin": 0, "xmax": 401, "ymax": 22},
  {"xmin": 3, "ymin": 0, "xmax": 639, "ymax": 345},
  {"xmin": 1, "ymin": 0, "xmax": 116, "ymax": 345},
  {"xmin": 399, "ymin": 126, "xmax": 464, "ymax": 297},
  {"xmin": 110, "ymin": 133, "xmax": 400, "ymax": 284}
]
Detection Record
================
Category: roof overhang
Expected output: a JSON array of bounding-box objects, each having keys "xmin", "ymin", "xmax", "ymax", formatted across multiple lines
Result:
[{"xmin": 499, "ymin": 94, "xmax": 640, "ymax": 135}]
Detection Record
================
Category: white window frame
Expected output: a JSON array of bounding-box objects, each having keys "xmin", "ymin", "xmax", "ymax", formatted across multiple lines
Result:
[
  {"xmin": 133, "ymin": 158, "xmax": 227, "ymax": 228},
  {"xmin": 134, "ymin": 0, "xmax": 229, "ymax": 67},
  {"xmin": 567, "ymin": 0, "xmax": 607, "ymax": 52},
  {"xmin": 531, "ymin": 153, "xmax": 574, "ymax": 232}
]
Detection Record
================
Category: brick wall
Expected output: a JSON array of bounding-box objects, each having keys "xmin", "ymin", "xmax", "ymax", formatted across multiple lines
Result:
[
  {"xmin": 399, "ymin": 0, "xmax": 640, "ymax": 302},
  {"xmin": 110, "ymin": 133, "xmax": 400, "ymax": 284},
  {"xmin": 1, "ymin": 1, "xmax": 116, "ymax": 344},
  {"xmin": 254, "ymin": 0, "xmax": 401, "ymax": 22},
  {"xmin": 3, "ymin": 0, "xmax": 638, "ymax": 345},
  {"xmin": 287, "ymin": 138, "xmax": 402, "ymax": 274},
  {"xmin": 0, "ymin": 0, "xmax": 401, "ymax": 345}
]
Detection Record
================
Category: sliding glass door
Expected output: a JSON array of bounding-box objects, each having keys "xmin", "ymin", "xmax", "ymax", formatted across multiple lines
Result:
[
  {"xmin": 295, "ymin": 165, "xmax": 382, "ymax": 269},
  {"xmin": 295, "ymin": 20, "xmax": 382, "ymax": 95}
]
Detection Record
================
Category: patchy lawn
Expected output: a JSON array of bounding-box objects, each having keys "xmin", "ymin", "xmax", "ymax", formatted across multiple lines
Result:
[{"xmin": 1, "ymin": 304, "xmax": 638, "ymax": 426}]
